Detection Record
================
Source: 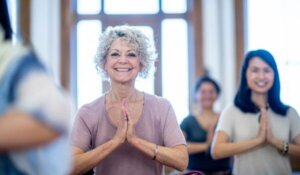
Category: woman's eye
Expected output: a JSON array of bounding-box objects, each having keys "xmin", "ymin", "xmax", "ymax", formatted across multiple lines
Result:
[
  {"xmin": 128, "ymin": 53, "xmax": 137, "ymax": 57},
  {"xmin": 264, "ymin": 68, "xmax": 272, "ymax": 73},
  {"xmin": 110, "ymin": 53, "xmax": 119, "ymax": 57},
  {"xmin": 251, "ymin": 68, "xmax": 259, "ymax": 73}
]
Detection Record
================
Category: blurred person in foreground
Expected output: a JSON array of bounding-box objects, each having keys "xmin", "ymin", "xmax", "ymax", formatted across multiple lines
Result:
[
  {"xmin": 0, "ymin": 1, "xmax": 71, "ymax": 174},
  {"xmin": 211, "ymin": 49, "xmax": 300, "ymax": 175},
  {"xmin": 71, "ymin": 25, "xmax": 188, "ymax": 175}
]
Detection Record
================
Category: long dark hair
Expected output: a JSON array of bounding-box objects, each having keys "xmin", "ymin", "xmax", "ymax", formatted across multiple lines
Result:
[
  {"xmin": 234, "ymin": 49, "xmax": 289, "ymax": 116},
  {"xmin": 0, "ymin": 0, "xmax": 13, "ymax": 40}
]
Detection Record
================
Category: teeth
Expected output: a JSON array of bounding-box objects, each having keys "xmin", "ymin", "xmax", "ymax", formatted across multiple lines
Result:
[
  {"xmin": 115, "ymin": 68, "xmax": 131, "ymax": 72},
  {"xmin": 256, "ymin": 81, "xmax": 267, "ymax": 87}
]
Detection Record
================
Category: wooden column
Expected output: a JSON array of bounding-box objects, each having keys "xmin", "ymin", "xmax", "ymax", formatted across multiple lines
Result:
[
  {"xmin": 189, "ymin": 0, "xmax": 204, "ymax": 79},
  {"xmin": 60, "ymin": 0, "xmax": 72, "ymax": 90},
  {"xmin": 187, "ymin": 0, "xmax": 204, "ymax": 111},
  {"xmin": 19, "ymin": 0, "xmax": 31, "ymax": 44},
  {"xmin": 234, "ymin": 0, "xmax": 246, "ymax": 85}
]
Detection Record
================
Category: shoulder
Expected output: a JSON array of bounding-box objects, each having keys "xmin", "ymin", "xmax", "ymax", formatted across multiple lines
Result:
[
  {"xmin": 272, "ymin": 106, "xmax": 300, "ymax": 119},
  {"xmin": 144, "ymin": 93, "xmax": 177, "ymax": 122},
  {"xmin": 145, "ymin": 93, "xmax": 172, "ymax": 108},
  {"xmin": 222, "ymin": 104, "xmax": 241, "ymax": 115},
  {"xmin": 287, "ymin": 107, "xmax": 299, "ymax": 116},
  {"xmin": 180, "ymin": 115, "xmax": 195, "ymax": 127},
  {"xmin": 76, "ymin": 96, "xmax": 105, "ymax": 121},
  {"xmin": 181, "ymin": 114, "xmax": 195, "ymax": 123},
  {"xmin": 10, "ymin": 52, "xmax": 46, "ymax": 90},
  {"xmin": 285, "ymin": 106, "xmax": 299, "ymax": 119},
  {"xmin": 13, "ymin": 52, "xmax": 46, "ymax": 80},
  {"xmin": 219, "ymin": 104, "xmax": 245, "ymax": 121}
]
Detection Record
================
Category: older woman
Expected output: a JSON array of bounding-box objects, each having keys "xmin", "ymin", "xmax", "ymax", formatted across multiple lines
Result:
[
  {"xmin": 212, "ymin": 49, "xmax": 300, "ymax": 175},
  {"xmin": 71, "ymin": 25, "xmax": 188, "ymax": 175}
]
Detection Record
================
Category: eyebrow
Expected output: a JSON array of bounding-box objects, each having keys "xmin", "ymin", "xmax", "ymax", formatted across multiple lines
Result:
[
  {"xmin": 248, "ymin": 65, "xmax": 272, "ymax": 70},
  {"xmin": 109, "ymin": 49, "xmax": 137, "ymax": 53}
]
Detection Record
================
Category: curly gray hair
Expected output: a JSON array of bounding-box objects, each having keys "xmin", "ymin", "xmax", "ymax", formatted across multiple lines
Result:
[{"xmin": 95, "ymin": 25, "xmax": 157, "ymax": 79}]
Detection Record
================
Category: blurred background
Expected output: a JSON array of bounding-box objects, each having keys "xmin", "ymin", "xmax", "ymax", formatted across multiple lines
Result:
[{"xmin": 5, "ymin": 0, "xmax": 300, "ymax": 127}]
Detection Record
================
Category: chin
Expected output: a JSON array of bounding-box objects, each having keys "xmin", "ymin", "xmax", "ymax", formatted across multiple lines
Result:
[
  {"xmin": 252, "ymin": 89, "xmax": 270, "ymax": 94},
  {"xmin": 116, "ymin": 79, "xmax": 135, "ymax": 84}
]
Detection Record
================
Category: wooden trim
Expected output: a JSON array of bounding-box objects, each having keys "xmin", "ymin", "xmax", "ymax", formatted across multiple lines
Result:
[
  {"xmin": 234, "ymin": 0, "xmax": 246, "ymax": 85},
  {"xmin": 60, "ymin": 0, "xmax": 72, "ymax": 90},
  {"xmin": 187, "ymin": 0, "xmax": 204, "ymax": 110},
  {"xmin": 19, "ymin": 0, "xmax": 31, "ymax": 44},
  {"xmin": 153, "ymin": 21, "xmax": 162, "ymax": 96},
  {"xmin": 75, "ymin": 14, "xmax": 187, "ymax": 21},
  {"xmin": 189, "ymin": 0, "xmax": 204, "ymax": 78}
]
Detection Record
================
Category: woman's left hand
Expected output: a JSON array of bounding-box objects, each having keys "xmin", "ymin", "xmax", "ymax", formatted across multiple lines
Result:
[
  {"xmin": 261, "ymin": 107, "xmax": 273, "ymax": 144},
  {"xmin": 122, "ymin": 99, "xmax": 137, "ymax": 144},
  {"xmin": 266, "ymin": 120, "xmax": 276, "ymax": 145},
  {"xmin": 264, "ymin": 108, "xmax": 282, "ymax": 150}
]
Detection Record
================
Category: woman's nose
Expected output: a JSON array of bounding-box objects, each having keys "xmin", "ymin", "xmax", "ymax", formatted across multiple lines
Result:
[
  {"xmin": 258, "ymin": 71, "xmax": 265, "ymax": 79},
  {"xmin": 118, "ymin": 55, "xmax": 128, "ymax": 63}
]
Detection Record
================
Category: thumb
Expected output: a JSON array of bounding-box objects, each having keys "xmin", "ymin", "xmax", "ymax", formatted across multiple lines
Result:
[{"xmin": 121, "ymin": 100, "xmax": 127, "ymax": 116}]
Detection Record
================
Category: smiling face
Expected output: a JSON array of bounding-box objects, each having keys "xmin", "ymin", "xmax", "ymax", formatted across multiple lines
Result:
[
  {"xmin": 195, "ymin": 82, "xmax": 218, "ymax": 109},
  {"xmin": 246, "ymin": 57, "xmax": 274, "ymax": 95},
  {"xmin": 105, "ymin": 38, "xmax": 141, "ymax": 84}
]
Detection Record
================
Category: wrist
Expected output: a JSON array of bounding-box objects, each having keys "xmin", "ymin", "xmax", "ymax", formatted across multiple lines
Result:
[
  {"xmin": 204, "ymin": 142, "xmax": 210, "ymax": 151},
  {"xmin": 279, "ymin": 141, "xmax": 289, "ymax": 156},
  {"xmin": 152, "ymin": 144, "xmax": 159, "ymax": 160},
  {"xmin": 112, "ymin": 137, "xmax": 124, "ymax": 146},
  {"xmin": 254, "ymin": 137, "xmax": 264, "ymax": 146},
  {"xmin": 269, "ymin": 137, "xmax": 282, "ymax": 150},
  {"xmin": 127, "ymin": 135, "xmax": 139, "ymax": 145}
]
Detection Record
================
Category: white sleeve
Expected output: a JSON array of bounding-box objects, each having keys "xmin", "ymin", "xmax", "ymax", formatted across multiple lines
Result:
[
  {"xmin": 288, "ymin": 107, "xmax": 300, "ymax": 140},
  {"xmin": 13, "ymin": 70, "xmax": 71, "ymax": 133},
  {"xmin": 216, "ymin": 105, "xmax": 235, "ymax": 141}
]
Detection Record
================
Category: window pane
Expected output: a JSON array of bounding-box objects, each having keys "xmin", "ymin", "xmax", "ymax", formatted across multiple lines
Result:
[
  {"xmin": 7, "ymin": 0, "xmax": 18, "ymax": 42},
  {"xmin": 162, "ymin": 19, "xmax": 188, "ymax": 123},
  {"xmin": 77, "ymin": 0, "xmax": 101, "ymax": 14},
  {"xmin": 135, "ymin": 77, "xmax": 155, "ymax": 94},
  {"xmin": 77, "ymin": 20, "xmax": 102, "ymax": 108},
  {"xmin": 104, "ymin": 0, "xmax": 158, "ymax": 14},
  {"xmin": 133, "ymin": 26, "xmax": 155, "ymax": 94},
  {"xmin": 247, "ymin": 0, "xmax": 300, "ymax": 114},
  {"xmin": 162, "ymin": 0, "xmax": 187, "ymax": 13}
]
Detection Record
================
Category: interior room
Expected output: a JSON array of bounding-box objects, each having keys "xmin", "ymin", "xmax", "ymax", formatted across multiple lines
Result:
[{"xmin": 3, "ymin": 0, "xmax": 300, "ymax": 174}]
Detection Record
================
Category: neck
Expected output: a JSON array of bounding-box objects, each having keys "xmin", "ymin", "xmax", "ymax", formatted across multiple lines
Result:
[
  {"xmin": 109, "ymin": 82, "xmax": 137, "ymax": 102},
  {"xmin": 251, "ymin": 92, "xmax": 268, "ymax": 108},
  {"xmin": 197, "ymin": 106, "xmax": 215, "ymax": 117}
]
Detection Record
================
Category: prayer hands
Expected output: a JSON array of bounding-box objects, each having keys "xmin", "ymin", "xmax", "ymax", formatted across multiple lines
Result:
[
  {"xmin": 257, "ymin": 107, "xmax": 268, "ymax": 144},
  {"xmin": 113, "ymin": 102, "xmax": 128, "ymax": 144},
  {"xmin": 122, "ymin": 99, "xmax": 137, "ymax": 144},
  {"xmin": 257, "ymin": 107, "xmax": 280, "ymax": 147},
  {"xmin": 112, "ymin": 99, "xmax": 137, "ymax": 145}
]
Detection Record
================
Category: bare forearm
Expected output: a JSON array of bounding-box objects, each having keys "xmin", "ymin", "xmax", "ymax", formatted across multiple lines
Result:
[
  {"xmin": 72, "ymin": 139, "xmax": 121, "ymax": 175},
  {"xmin": 288, "ymin": 144, "xmax": 300, "ymax": 157},
  {"xmin": 212, "ymin": 138, "xmax": 261, "ymax": 159},
  {"xmin": 187, "ymin": 142, "xmax": 209, "ymax": 154},
  {"xmin": 0, "ymin": 111, "xmax": 58, "ymax": 152},
  {"xmin": 269, "ymin": 138, "xmax": 300, "ymax": 157},
  {"xmin": 156, "ymin": 144, "xmax": 188, "ymax": 171},
  {"xmin": 129, "ymin": 137, "xmax": 188, "ymax": 171}
]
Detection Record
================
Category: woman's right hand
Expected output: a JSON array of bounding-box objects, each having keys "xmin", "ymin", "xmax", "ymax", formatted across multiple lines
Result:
[
  {"xmin": 257, "ymin": 108, "xmax": 268, "ymax": 145},
  {"xmin": 108, "ymin": 102, "xmax": 128, "ymax": 145},
  {"xmin": 114, "ymin": 115, "xmax": 128, "ymax": 144},
  {"xmin": 205, "ymin": 124, "xmax": 215, "ymax": 150}
]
